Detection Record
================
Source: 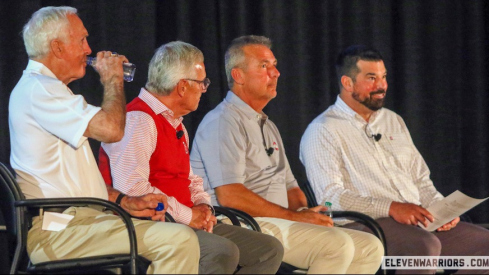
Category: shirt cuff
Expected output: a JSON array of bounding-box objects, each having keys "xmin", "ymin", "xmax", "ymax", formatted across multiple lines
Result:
[
  {"xmin": 173, "ymin": 205, "xmax": 192, "ymax": 225},
  {"xmin": 378, "ymin": 200, "xmax": 393, "ymax": 218}
]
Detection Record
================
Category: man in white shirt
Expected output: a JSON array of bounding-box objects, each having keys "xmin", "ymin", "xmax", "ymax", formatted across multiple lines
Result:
[
  {"xmin": 191, "ymin": 35, "xmax": 384, "ymax": 274},
  {"xmin": 9, "ymin": 6, "xmax": 200, "ymax": 274},
  {"xmin": 99, "ymin": 41, "xmax": 284, "ymax": 274},
  {"xmin": 300, "ymin": 45, "xmax": 489, "ymax": 274}
]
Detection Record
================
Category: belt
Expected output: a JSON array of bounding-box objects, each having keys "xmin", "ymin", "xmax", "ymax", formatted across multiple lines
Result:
[{"xmin": 28, "ymin": 205, "xmax": 107, "ymax": 218}]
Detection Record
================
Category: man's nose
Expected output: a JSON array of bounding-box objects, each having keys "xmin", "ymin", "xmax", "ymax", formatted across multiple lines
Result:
[{"xmin": 270, "ymin": 66, "xmax": 280, "ymax": 78}]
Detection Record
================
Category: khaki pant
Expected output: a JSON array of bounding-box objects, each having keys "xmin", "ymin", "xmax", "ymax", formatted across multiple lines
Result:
[
  {"xmin": 255, "ymin": 217, "xmax": 384, "ymax": 274},
  {"xmin": 27, "ymin": 207, "xmax": 200, "ymax": 274}
]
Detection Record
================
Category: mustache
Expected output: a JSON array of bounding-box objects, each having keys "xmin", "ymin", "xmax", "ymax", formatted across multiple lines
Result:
[{"xmin": 370, "ymin": 89, "xmax": 386, "ymax": 96}]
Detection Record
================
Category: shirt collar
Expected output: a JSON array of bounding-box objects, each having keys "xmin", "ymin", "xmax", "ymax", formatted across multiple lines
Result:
[
  {"xmin": 334, "ymin": 95, "xmax": 382, "ymax": 127},
  {"xmin": 138, "ymin": 88, "xmax": 183, "ymax": 123},
  {"xmin": 26, "ymin": 60, "xmax": 59, "ymax": 80},
  {"xmin": 225, "ymin": 91, "xmax": 269, "ymax": 122}
]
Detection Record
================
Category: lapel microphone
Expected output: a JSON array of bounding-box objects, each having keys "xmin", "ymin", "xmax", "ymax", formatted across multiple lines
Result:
[
  {"xmin": 266, "ymin": 147, "xmax": 274, "ymax": 156},
  {"xmin": 372, "ymin": 133, "xmax": 382, "ymax": 142},
  {"xmin": 365, "ymin": 124, "xmax": 382, "ymax": 142},
  {"xmin": 176, "ymin": 130, "xmax": 184, "ymax": 139}
]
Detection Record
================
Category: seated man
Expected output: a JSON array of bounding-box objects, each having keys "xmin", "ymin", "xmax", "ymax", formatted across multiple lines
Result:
[
  {"xmin": 300, "ymin": 45, "xmax": 489, "ymax": 274},
  {"xmin": 190, "ymin": 35, "xmax": 384, "ymax": 274},
  {"xmin": 9, "ymin": 7, "xmax": 199, "ymax": 274},
  {"xmin": 99, "ymin": 41, "xmax": 284, "ymax": 274}
]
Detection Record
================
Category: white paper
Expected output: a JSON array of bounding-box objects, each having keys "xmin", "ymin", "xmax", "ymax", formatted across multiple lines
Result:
[
  {"xmin": 41, "ymin": 211, "xmax": 75, "ymax": 232},
  {"xmin": 419, "ymin": 190, "xmax": 488, "ymax": 232}
]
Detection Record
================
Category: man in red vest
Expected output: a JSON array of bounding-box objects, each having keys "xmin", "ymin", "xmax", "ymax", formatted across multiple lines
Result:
[{"xmin": 99, "ymin": 41, "xmax": 284, "ymax": 274}]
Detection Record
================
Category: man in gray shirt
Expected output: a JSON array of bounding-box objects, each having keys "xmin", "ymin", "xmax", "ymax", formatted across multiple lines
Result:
[{"xmin": 190, "ymin": 35, "xmax": 384, "ymax": 274}]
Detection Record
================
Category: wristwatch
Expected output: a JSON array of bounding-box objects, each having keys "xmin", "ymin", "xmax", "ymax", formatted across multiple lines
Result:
[{"xmin": 115, "ymin": 193, "xmax": 126, "ymax": 206}]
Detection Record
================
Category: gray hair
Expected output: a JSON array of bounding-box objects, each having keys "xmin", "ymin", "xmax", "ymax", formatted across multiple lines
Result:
[
  {"xmin": 23, "ymin": 6, "xmax": 78, "ymax": 59},
  {"xmin": 224, "ymin": 35, "xmax": 272, "ymax": 89},
  {"xmin": 146, "ymin": 41, "xmax": 204, "ymax": 96}
]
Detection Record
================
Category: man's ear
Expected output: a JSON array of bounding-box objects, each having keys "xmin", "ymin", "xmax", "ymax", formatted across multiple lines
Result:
[
  {"xmin": 231, "ymin": 68, "xmax": 244, "ymax": 85},
  {"xmin": 176, "ymin": 80, "xmax": 186, "ymax": 97},
  {"xmin": 50, "ymin": 39, "xmax": 63, "ymax": 59},
  {"xmin": 340, "ymin": 75, "xmax": 354, "ymax": 91}
]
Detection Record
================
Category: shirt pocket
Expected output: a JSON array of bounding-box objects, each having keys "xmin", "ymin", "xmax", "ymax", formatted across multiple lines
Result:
[
  {"xmin": 246, "ymin": 142, "xmax": 273, "ymax": 171},
  {"xmin": 382, "ymin": 133, "xmax": 414, "ymax": 171}
]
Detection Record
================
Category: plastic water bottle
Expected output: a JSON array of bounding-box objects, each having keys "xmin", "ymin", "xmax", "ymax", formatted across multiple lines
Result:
[
  {"xmin": 86, "ymin": 57, "xmax": 136, "ymax": 82},
  {"xmin": 324, "ymin": 202, "xmax": 333, "ymax": 218}
]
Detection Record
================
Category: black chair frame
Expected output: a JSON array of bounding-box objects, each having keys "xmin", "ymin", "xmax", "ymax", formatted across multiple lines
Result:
[
  {"xmin": 301, "ymin": 181, "xmax": 388, "ymax": 274},
  {"xmin": 214, "ymin": 206, "xmax": 262, "ymax": 232},
  {"xmin": 0, "ymin": 162, "xmax": 145, "ymax": 274}
]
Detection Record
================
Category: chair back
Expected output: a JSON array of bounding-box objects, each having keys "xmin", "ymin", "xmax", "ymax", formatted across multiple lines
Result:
[
  {"xmin": 0, "ymin": 162, "xmax": 29, "ymax": 273},
  {"xmin": 300, "ymin": 180, "xmax": 319, "ymax": 208},
  {"xmin": 0, "ymin": 162, "xmax": 148, "ymax": 274}
]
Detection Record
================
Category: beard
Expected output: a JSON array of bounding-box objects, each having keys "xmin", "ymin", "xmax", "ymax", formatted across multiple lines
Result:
[{"xmin": 352, "ymin": 89, "xmax": 386, "ymax": 111}]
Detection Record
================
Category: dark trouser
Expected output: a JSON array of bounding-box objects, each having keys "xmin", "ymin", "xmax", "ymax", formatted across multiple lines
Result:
[
  {"xmin": 343, "ymin": 218, "xmax": 489, "ymax": 274},
  {"xmin": 194, "ymin": 223, "xmax": 284, "ymax": 274}
]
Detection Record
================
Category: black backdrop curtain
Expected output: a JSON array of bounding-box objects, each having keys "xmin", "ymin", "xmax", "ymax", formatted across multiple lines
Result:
[{"xmin": 1, "ymin": 0, "xmax": 488, "ymax": 223}]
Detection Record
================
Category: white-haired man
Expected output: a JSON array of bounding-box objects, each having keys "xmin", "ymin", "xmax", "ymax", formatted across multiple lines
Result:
[{"xmin": 9, "ymin": 6, "xmax": 199, "ymax": 273}]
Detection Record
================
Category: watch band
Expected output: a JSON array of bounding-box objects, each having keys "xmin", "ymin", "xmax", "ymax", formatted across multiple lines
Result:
[{"xmin": 115, "ymin": 193, "xmax": 126, "ymax": 206}]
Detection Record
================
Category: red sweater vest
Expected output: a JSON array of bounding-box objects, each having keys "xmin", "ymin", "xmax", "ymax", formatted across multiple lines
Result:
[{"xmin": 99, "ymin": 97, "xmax": 193, "ymax": 207}]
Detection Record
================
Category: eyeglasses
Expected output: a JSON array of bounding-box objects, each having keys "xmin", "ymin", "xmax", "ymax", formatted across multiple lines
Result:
[{"xmin": 184, "ymin": 78, "xmax": 211, "ymax": 90}]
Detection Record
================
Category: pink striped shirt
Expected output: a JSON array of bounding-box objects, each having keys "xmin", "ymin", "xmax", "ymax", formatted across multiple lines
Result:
[{"xmin": 101, "ymin": 88, "xmax": 210, "ymax": 225}]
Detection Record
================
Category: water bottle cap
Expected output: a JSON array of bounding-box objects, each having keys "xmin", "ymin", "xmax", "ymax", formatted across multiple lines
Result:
[
  {"xmin": 325, "ymin": 202, "xmax": 332, "ymax": 207},
  {"xmin": 155, "ymin": 202, "xmax": 164, "ymax": 211}
]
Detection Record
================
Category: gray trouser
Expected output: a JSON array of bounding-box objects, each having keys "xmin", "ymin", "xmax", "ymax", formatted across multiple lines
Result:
[
  {"xmin": 343, "ymin": 218, "xmax": 489, "ymax": 274},
  {"xmin": 194, "ymin": 223, "xmax": 284, "ymax": 274}
]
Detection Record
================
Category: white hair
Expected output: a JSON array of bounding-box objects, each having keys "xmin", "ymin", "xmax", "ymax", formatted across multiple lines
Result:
[
  {"xmin": 146, "ymin": 41, "xmax": 204, "ymax": 96},
  {"xmin": 22, "ymin": 6, "xmax": 77, "ymax": 59}
]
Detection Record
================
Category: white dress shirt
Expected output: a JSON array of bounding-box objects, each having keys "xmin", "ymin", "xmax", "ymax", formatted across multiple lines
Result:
[{"xmin": 300, "ymin": 96, "xmax": 443, "ymax": 219}]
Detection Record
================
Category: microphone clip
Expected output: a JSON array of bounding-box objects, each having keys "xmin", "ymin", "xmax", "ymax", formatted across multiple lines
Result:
[
  {"xmin": 176, "ymin": 130, "xmax": 184, "ymax": 139},
  {"xmin": 364, "ymin": 125, "xmax": 382, "ymax": 142}
]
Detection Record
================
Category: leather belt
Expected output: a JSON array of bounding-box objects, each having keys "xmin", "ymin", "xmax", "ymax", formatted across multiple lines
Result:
[{"xmin": 29, "ymin": 205, "xmax": 106, "ymax": 218}]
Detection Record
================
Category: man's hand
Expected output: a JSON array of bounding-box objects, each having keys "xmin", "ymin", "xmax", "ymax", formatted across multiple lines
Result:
[
  {"xmin": 189, "ymin": 204, "xmax": 217, "ymax": 233},
  {"xmin": 94, "ymin": 51, "xmax": 128, "ymax": 86},
  {"xmin": 120, "ymin": 193, "xmax": 168, "ymax": 221},
  {"xmin": 389, "ymin": 201, "xmax": 434, "ymax": 227},
  {"xmin": 308, "ymin": 205, "xmax": 328, "ymax": 213},
  {"xmin": 294, "ymin": 206, "xmax": 334, "ymax": 227},
  {"xmin": 437, "ymin": 217, "xmax": 460, "ymax": 232}
]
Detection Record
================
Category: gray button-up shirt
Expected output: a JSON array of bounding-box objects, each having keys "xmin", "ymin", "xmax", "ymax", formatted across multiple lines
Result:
[{"xmin": 191, "ymin": 91, "xmax": 299, "ymax": 207}]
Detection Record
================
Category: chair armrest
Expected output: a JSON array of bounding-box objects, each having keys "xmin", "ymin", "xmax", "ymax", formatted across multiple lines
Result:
[
  {"xmin": 333, "ymin": 211, "xmax": 388, "ymax": 256},
  {"xmin": 165, "ymin": 212, "xmax": 176, "ymax": 223},
  {"xmin": 213, "ymin": 206, "xmax": 241, "ymax": 226},
  {"xmin": 15, "ymin": 197, "xmax": 138, "ymax": 274},
  {"xmin": 213, "ymin": 206, "xmax": 262, "ymax": 232},
  {"xmin": 225, "ymin": 207, "xmax": 261, "ymax": 232}
]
